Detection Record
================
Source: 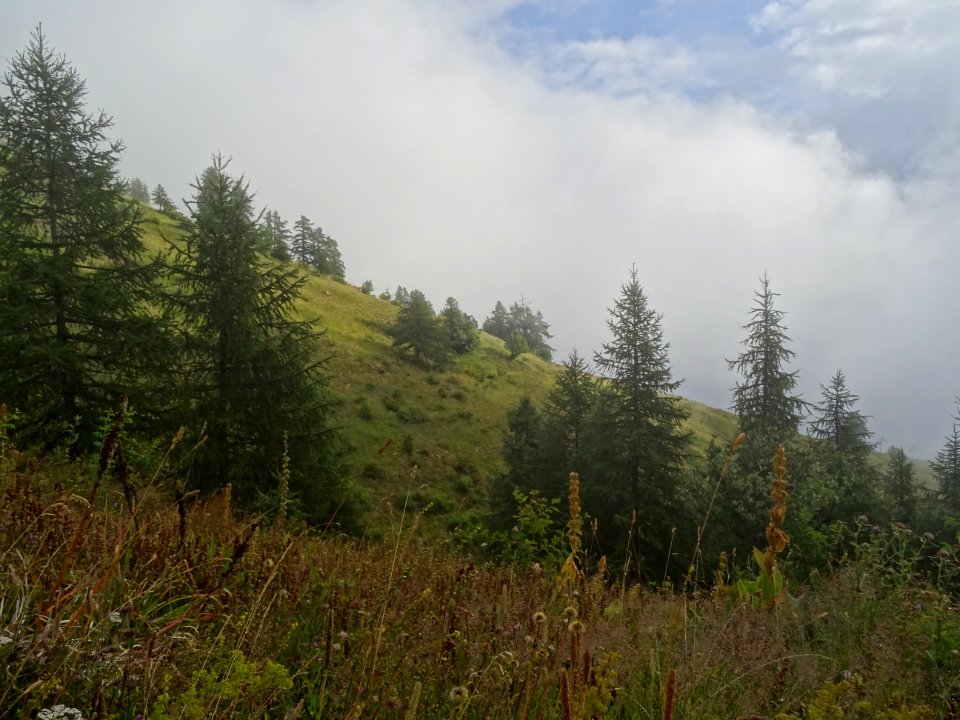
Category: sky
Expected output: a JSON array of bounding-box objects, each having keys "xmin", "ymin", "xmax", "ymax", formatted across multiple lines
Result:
[{"xmin": 2, "ymin": 0, "xmax": 959, "ymax": 458}]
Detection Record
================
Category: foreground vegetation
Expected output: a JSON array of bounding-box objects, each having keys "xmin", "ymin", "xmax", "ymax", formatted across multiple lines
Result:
[{"xmin": 2, "ymin": 421, "xmax": 958, "ymax": 719}]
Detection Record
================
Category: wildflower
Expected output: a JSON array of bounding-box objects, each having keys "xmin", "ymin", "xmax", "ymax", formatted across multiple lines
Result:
[
  {"xmin": 108, "ymin": 611, "xmax": 122, "ymax": 624},
  {"xmin": 568, "ymin": 620, "xmax": 586, "ymax": 635},
  {"xmin": 338, "ymin": 630, "xmax": 349, "ymax": 639},
  {"xmin": 332, "ymin": 643, "xmax": 342, "ymax": 653},
  {"xmin": 0, "ymin": 634, "xmax": 12, "ymax": 647},
  {"xmin": 563, "ymin": 606, "xmax": 578, "ymax": 621},
  {"xmin": 532, "ymin": 611, "xmax": 547, "ymax": 625},
  {"xmin": 449, "ymin": 686, "xmax": 469, "ymax": 703},
  {"xmin": 38, "ymin": 707, "xmax": 83, "ymax": 720}
]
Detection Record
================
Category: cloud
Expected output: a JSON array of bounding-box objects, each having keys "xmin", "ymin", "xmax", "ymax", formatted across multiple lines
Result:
[{"xmin": 1, "ymin": 0, "xmax": 957, "ymax": 456}]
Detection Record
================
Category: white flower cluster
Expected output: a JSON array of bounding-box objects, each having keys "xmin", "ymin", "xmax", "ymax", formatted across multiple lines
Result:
[{"xmin": 37, "ymin": 705, "xmax": 83, "ymax": 720}]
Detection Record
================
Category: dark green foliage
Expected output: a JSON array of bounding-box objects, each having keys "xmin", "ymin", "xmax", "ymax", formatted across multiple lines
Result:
[
  {"xmin": 885, "ymin": 446, "xmax": 919, "ymax": 524},
  {"xmin": 482, "ymin": 301, "xmax": 510, "ymax": 338},
  {"xmin": 590, "ymin": 267, "xmax": 691, "ymax": 569},
  {"xmin": 0, "ymin": 28, "xmax": 164, "ymax": 448},
  {"xmin": 728, "ymin": 274, "xmax": 806, "ymax": 469},
  {"xmin": 489, "ymin": 396, "xmax": 547, "ymax": 528},
  {"xmin": 291, "ymin": 214, "xmax": 314, "ymax": 266},
  {"xmin": 931, "ymin": 400, "xmax": 960, "ymax": 515},
  {"xmin": 483, "ymin": 299, "xmax": 553, "ymax": 361},
  {"xmin": 308, "ymin": 225, "xmax": 345, "ymax": 279},
  {"xmin": 360, "ymin": 280, "xmax": 374, "ymax": 295},
  {"xmin": 439, "ymin": 297, "xmax": 479, "ymax": 355},
  {"xmin": 544, "ymin": 350, "xmax": 595, "ymax": 471},
  {"xmin": 390, "ymin": 289, "xmax": 447, "ymax": 366},
  {"xmin": 125, "ymin": 176, "xmax": 150, "ymax": 203},
  {"xmin": 164, "ymin": 155, "xmax": 345, "ymax": 522},
  {"xmin": 505, "ymin": 331, "xmax": 527, "ymax": 359},
  {"xmin": 393, "ymin": 285, "xmax": 410, "ymax": 306},
  {"xmin": 809, "ymin": 370, "xmax": 873, "ymax": 458}
]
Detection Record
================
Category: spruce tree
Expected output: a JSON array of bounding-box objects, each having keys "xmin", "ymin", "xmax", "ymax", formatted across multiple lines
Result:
[
  {"xmin": 592, "ymin": 267, "xmax": 690, "ymax": 566},
  {"xmin": 309, "ymin": 226, "xmax": 345, "ymax": 279},
  {"xmin": 0, "ymin": 28, "xmax": 163, "ymax": 447},
  {"xmin": 809, "ymin": 370, "xmax": 873, "ymax": 457},
  {"xmin": 728, "ymin": 274, "xmax": 805, "ymax": 466},
  {"xmin": 932, "ymin": 400, "xmax": 960, "ymax": 514},
  {"xmin": 544, "ymin": 350, "xmax": 595, "ymax": 465},
  {"xmin": 165, "ymin": 155, "xmax": 343, "ymax": 521}
]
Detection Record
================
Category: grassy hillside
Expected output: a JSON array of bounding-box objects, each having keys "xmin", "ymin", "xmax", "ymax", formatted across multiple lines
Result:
[{"xmin": 139, "ymin": 205, "xmax": 937, "ymax": 525}]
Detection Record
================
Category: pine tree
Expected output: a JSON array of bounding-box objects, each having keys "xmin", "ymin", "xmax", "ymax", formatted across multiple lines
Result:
[
  {"xmin": 165, "ymin": 155, "xmax": 343, "ymax": 520},
  {"xmin": 932, "ymin": 400, "xmax": 960, "ymax": 514},
  {"xmin": 391, "ymin": 289, "xmax": 447, "ymax": 366},
  {"xmin": 592, "ymin": 267, "xmax": 690, "ymax": 565},
  {"xmin": 0, "ymin": 28, "xmax": 163, "ymax": 447},
  {"xmin": 728, "ymin": 274, "xmax": 805, "ymax": 466}
]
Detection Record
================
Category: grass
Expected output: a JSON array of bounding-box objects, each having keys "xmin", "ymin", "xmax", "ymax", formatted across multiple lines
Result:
[{"xmin": 1, "ymin": 430, "xmax": 957, "ymax": 719}]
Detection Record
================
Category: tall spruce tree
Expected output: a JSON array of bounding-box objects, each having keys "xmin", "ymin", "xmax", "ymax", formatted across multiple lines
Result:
[
  {"xmin": 165, "ymin": 155, "xmax": 343, "ymax": 520},
  {"xmin": 591, "ymin": 267, "xmax": 690, "ymax": 567},
  {"xmin": 728, "ymin": 274, "xmax": 805, "ymax": 467},
  {"xmin": 932, "ymin": 400, "xmax": 960, "ymax": 515},
  {"xmin": 0, "ymin": 28, "xmax": 162, "ymax": 447}
]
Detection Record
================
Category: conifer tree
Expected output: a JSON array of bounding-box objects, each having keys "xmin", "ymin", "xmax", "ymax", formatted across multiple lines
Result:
[
  {"xmin": 391, "ymin": 289, "xmax": 447, "ymax": 366},
  {"xmin": 932, "ymin": 400, "xmax": 960, "ymax": 515},
  {"xmin": 126, "ymin": 177, "xmax": 150, "ymax": 203},
  {"xmin": 291, "ymin": 215, "xmax": 314, "ymax": 266},
  {"xmin": 309, "ymin": 226, "xmax": 346, "ymax": 279},
  {"xmin": 151, "ymin": 183, "xmax": 179, "ymax": 217},
  {"xmin": 809, "ymin": 370, "xmax": 873, "ymax": 458},
  {"xmin": 482, "ymin": 301, "xmax": 510, "ymax": 338},
  {"xmin": 544, "ymin": 350, "xmax": 595, "ymax": 464},
  {"xmin": 439, "ymin": 297, "xmax": 479, "ymax": 355},
  {"xmin": 885, "ymin": 446, "xmax": 918, "ymax": 524},
  {"xmin": 591, "ymin": 267, "xmax": 690, "ymax": 563},
  {"xmin": 165, "ymin": 155, "xmax": 343, "ymax": 520},
  {"xmin": 728, "ymin": 274, "xmax": 806, "ymax": 466},
  {"xmin": 0, "ymin": 28, "xmax": 163, "ymax": 447}
]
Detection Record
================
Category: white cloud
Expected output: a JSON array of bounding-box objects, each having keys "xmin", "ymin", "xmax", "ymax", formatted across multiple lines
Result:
[{"xmin": 1, "ymin": 0, "xmax": 958, "ymax": 455}]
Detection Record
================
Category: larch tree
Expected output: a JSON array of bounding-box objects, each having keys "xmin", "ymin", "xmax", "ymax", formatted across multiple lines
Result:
[
  {"xmin": 0, "ymin": 27, "xmax": 163, "ymax": 448},
  {"xmin": 165, "ymin": 155, "xmax": 344, "ymax": 522}
]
